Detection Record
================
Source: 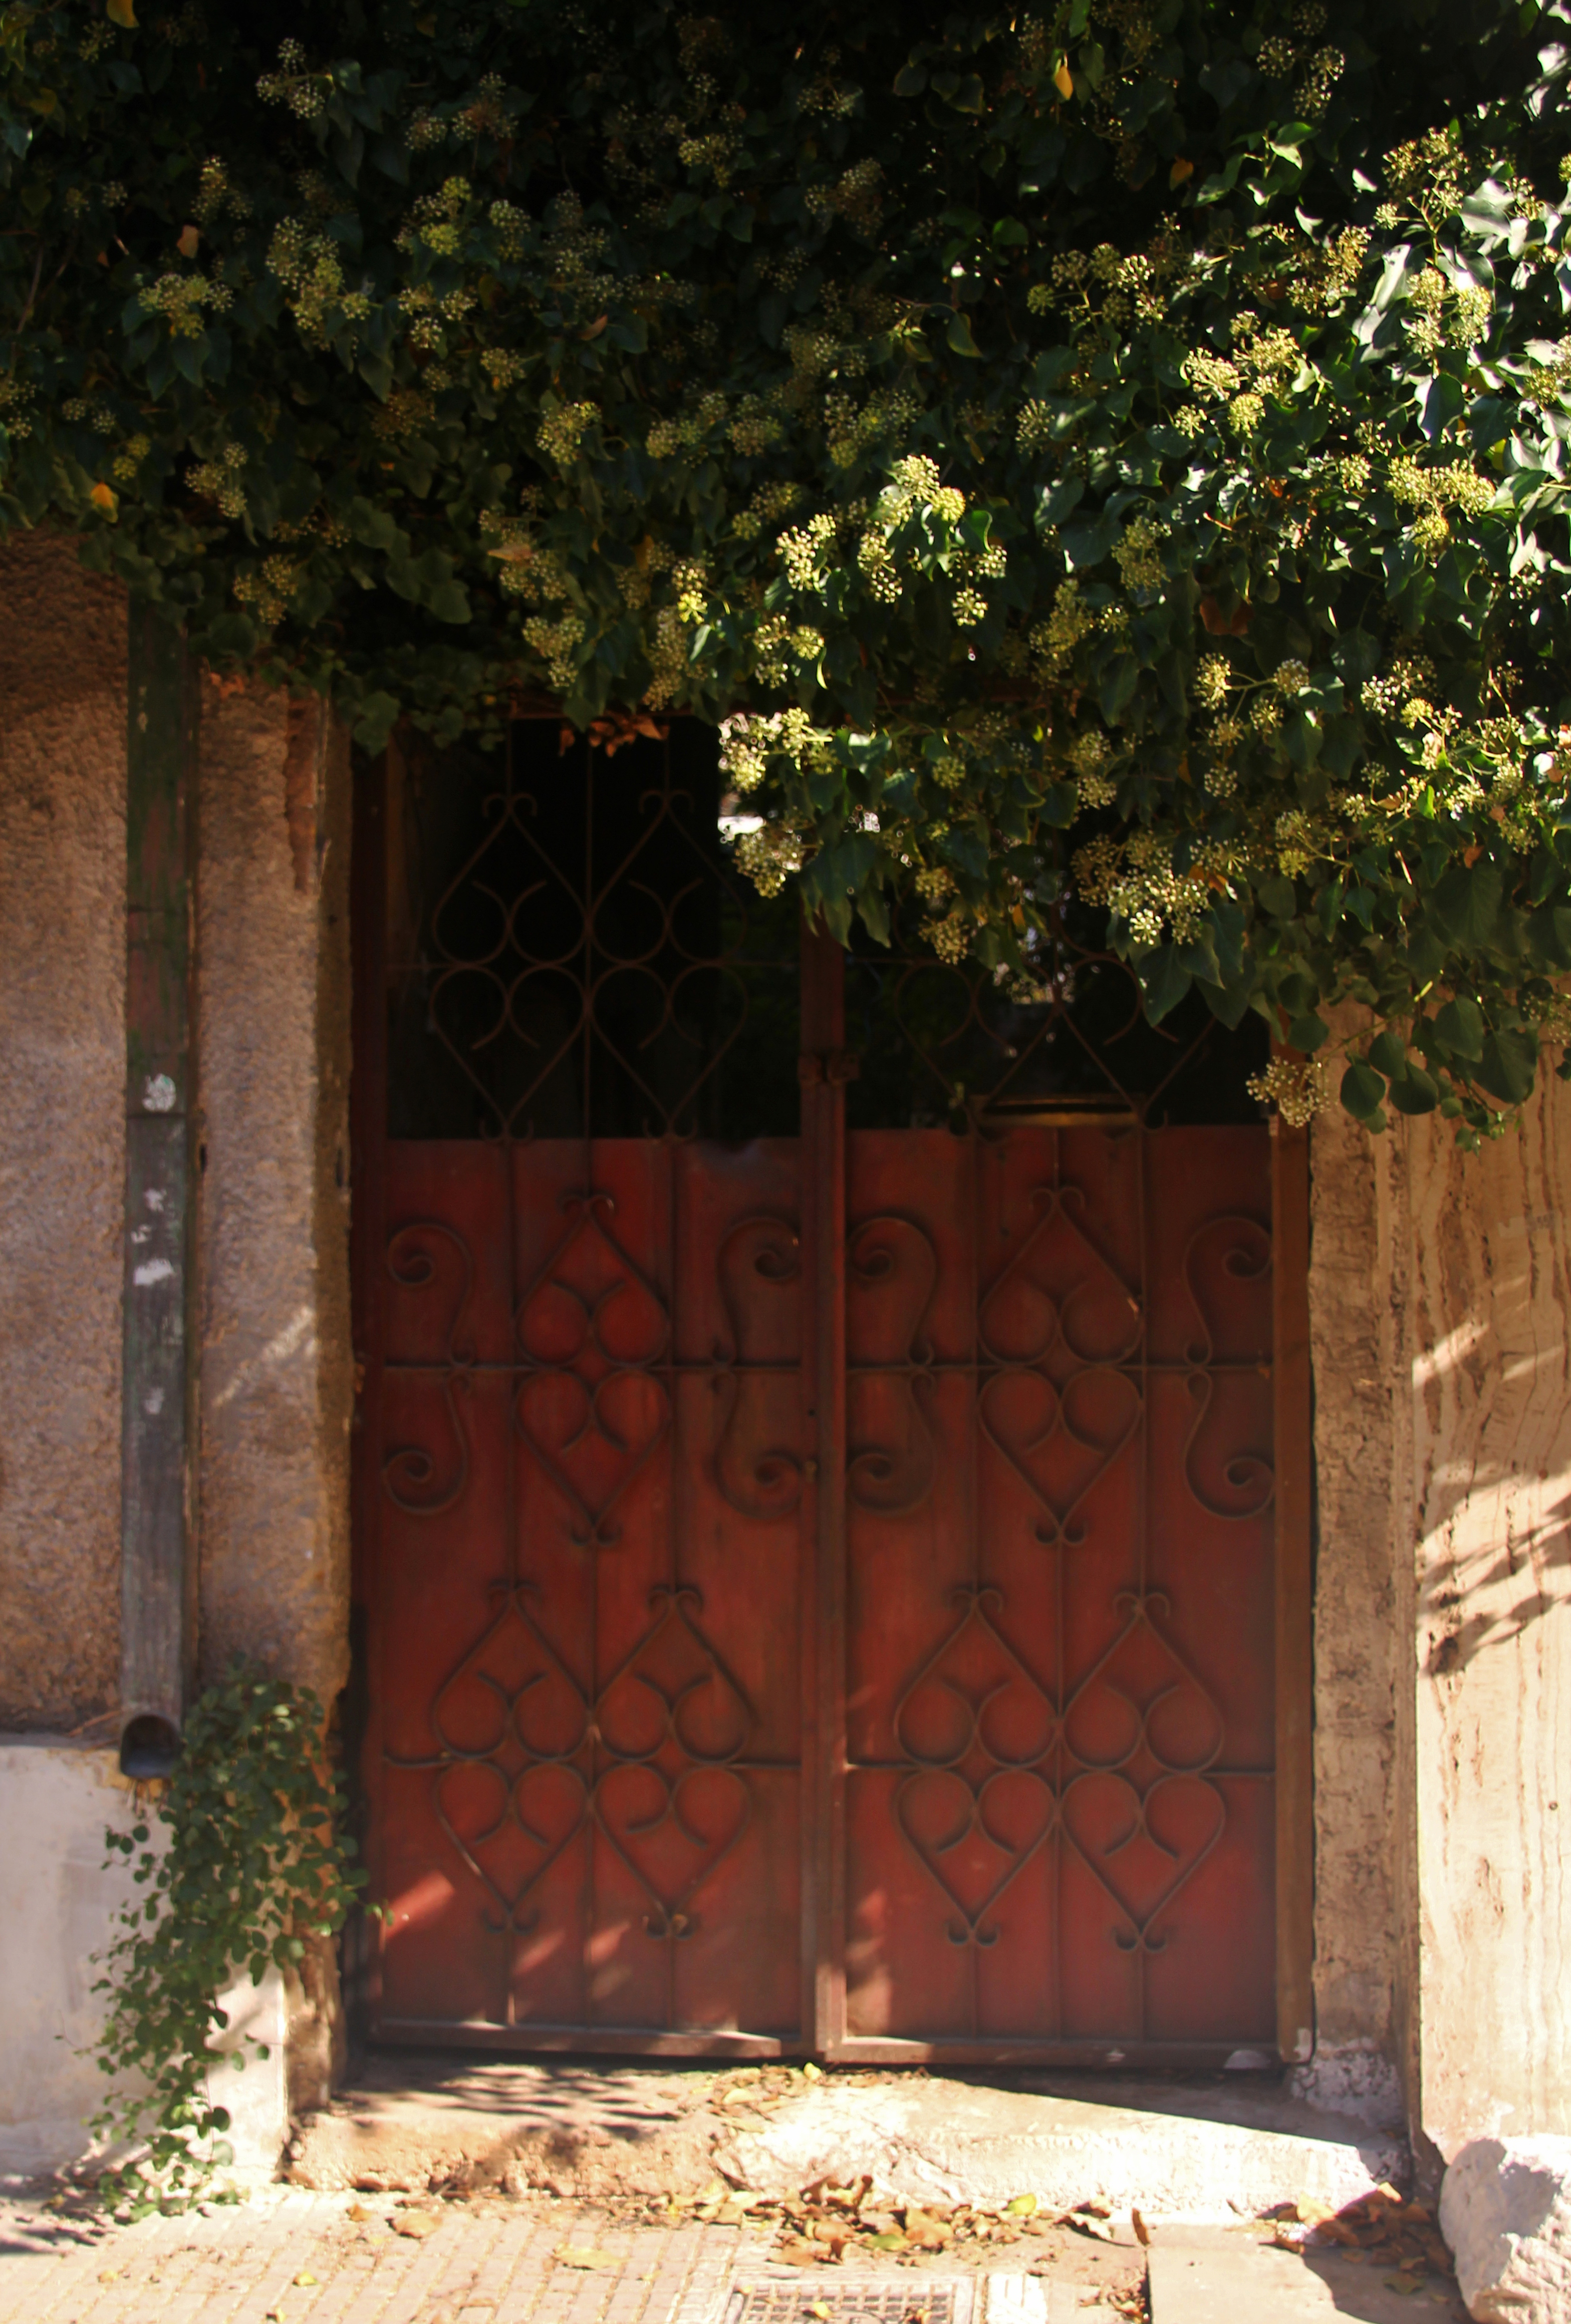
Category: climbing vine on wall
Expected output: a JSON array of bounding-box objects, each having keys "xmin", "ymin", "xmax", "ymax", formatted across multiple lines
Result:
[
  {"xmin": 4, "ymin": 1, "xmax": 1571, "ymax": 1135},
  {"xmin": 92, "ymin": 1664, "xmax": 363, "ymax": 2214}
]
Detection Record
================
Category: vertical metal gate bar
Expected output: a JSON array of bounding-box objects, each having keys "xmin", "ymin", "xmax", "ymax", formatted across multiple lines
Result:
[
  {"xmin": 800, "ymin": 923, "xmax": 848, "ymax": 2055},
  {"xmin": 118, "ymin": 607, "xmax": 199, "ymax": 1778},
  {"xmin": 1271, "ymin": 1117, "xmax": 1315, "ymax": 2064},
  {"xmin": 963, "ymin": 1126, "xmax": 984, "ymax": 2039},
  {"xmin": 582, "ymin": 737, "xmax": 600, "ymax": 2036},
  {"xmin": 1136, "ymin": 1124, "xmax": 1152, "ymax": 2045},
  {"xmin": 350, "ymin": 746, "xmax": 392, "ymax": 2034}
]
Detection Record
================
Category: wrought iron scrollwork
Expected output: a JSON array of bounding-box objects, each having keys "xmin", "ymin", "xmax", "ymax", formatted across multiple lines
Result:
[
  {"xmin": 388, "ymin": 1581, "xmax": 780, "ymax": 1947},
  {"xmin": 848, "ymin": 1127, "xmax": 1276, "ymax": 2017},
  {"xmin": 844, "ymin": 894, "xmax": 1264, "ymax": 1131},
  {"xmin": 713, "ymin": 1212, "xmax": 804, "ymax": 1520},
  {"xmin": 880, "ymin": 1575, "xmax": 1236, "ymax": 1966},
  {"xmin": 382, "ymin": 1222, "xmax": 475, "ymax": 1514},
  {"xmin": 382, "ymin": 1188, "xmax": 804, "ymax": 1547},
  {"xmin": 394, "ymin": 727, "xmax": 794, "ymax": 1141},
  {"xmin": 380, "ymin": 1165, "xmax": 805, "ymax": 2010}
]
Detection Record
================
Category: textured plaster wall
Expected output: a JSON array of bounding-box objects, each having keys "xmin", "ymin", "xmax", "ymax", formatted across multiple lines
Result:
[
  {"xmin": 0, "ymin": 1738, "xmax": 289, "ymax": 2178},
  {"xmin": 0, "ymin": 535, "xmax": 127, "ymax": 1733},
  {"xmin": 1403, "ymin": 1095, "xmax": 1571, "ymax": 2156},
  {"xmin": 1310, "ymin": 1076, "xmax": 1571, "ymax": 2160},
  {"xmin": 0, "ymin": 1741, "xmax": 146, "ymax": 2175},
  {"xmin": 196, "ymin": 682, "xmax": 353, "ymax": 1708},
  {"xmin": 0, "ymin": 558, "xmax": 355, "ymax": 1732},
  {"xmin": 1306, "ymin": 1097, "xmax": 1410, "ymax": 2117}
]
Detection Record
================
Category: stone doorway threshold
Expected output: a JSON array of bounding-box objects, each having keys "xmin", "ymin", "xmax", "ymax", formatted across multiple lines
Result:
[{"xmin": 288, "ymin": 2052, "xmax": 1408, "ymax": 2220}]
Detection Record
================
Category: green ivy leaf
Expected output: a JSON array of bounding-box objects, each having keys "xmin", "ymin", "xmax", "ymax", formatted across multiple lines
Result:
[
  {"xmin": 1433, "ymin": 996, "xmax": 1485, "ymax": 1061},
  {"xmin": 1341, "ymin": 1059, "xmax": 1387, "ymax": 1120},
  {"xmin": 1473, "ymin": 1027, "xmax": 1537, "ymax": 1105}
]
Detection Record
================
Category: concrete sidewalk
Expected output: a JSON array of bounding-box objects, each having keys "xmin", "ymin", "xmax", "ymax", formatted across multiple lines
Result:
[
  {"xmin": 0, "ymin": 2187, "xmax": 1470, "ymax": 2324},
  {"xmin": 286, "ymin": 2058, "xmax": 1407, "ymax": 2221},
  {"xmin": 0, "ymin": 2059, "xmax": 1465, "ymax": 2324},
  {"xmin": 0, "ymin": 2189, "xmax": 1148, "ymax": 2324},
  {"xmin": 0, "ymin": 2192, "xmax": 742, "ymax": 2324}
]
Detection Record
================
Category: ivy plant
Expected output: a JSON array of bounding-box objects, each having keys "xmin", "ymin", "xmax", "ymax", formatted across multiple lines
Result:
[
  {"xmin": 4, "ymin": 0, "xmax": 1571, "ymax": 1136},
  {"xmin": 92, "ymin": 1663, "xmax": 363, "ymax": 2215}
]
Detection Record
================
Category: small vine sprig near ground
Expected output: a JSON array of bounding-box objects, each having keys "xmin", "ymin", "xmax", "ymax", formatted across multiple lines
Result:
[{"xmin": 91, "ymin": 1662, "xmax": 365, "ymax": 2218}]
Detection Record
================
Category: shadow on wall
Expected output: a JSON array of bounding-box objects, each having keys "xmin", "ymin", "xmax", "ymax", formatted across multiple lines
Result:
[
  {"xmin": 1408, "ymin": 1259, "xmax": 1571, "ymax": 1677},
  {"xmin": 1420, "ymin": 1517, "xmax": 1571, "ymax": 1676}
]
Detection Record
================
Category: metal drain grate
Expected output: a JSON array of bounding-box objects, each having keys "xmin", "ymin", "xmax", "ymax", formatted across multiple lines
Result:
[{"xmin": 724, "ymin": 2282, "xmax": 975, "ymax": 2324}]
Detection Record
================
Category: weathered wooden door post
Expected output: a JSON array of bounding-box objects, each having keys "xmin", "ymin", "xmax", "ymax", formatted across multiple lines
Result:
[{"xmin": 118, "ymin": 607, "xmax": 199, "ymax": 1777}]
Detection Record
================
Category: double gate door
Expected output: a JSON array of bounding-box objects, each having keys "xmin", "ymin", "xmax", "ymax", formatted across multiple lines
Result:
[{"xmin": 353, "ymin": 725, "xmax": 1303, "ymax": 2063}]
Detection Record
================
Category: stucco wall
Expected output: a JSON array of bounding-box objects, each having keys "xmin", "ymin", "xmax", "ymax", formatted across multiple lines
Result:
[
  {"xmin": 0, "ymin": 1741, "xmax": 141, "ymax": 2173},
  {"xmin": 1403, "ymin": 1096, "xmax": 1571, "ymax": 2157},
  {"xmin": 1311, "ymin": 1076, "xmax": 1571, "ymax": 2160},
  {"xmin": 1305, "ymin": 1098, "xmax": 1410, "ymax": 2120},
  {"xmin": 0, "ymin": 535, "xmax": 127, "ymax": 1734},
  {"xmin": 0, "ymin": 550, "xmax": 355, "ymax": 1733},
  {"xmin": 197, "ymin": 684, "xmax": 354, "ymax": 1708},
  {"xmin": 0, "ymin": 1738, "xmax": 289, "ymax": 2180}
]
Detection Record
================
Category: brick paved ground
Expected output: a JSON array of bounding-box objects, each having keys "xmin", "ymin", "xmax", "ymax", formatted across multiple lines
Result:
[
  {"xmin": 0, "ymin": 2192, "xmax": 751, "ymax": 2324},
  {"xmin": 0, "ymin": 2186, "xmax": 1157, "ymax": 2324}
]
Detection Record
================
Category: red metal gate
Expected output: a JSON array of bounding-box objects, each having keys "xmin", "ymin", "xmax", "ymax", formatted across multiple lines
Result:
[{"xmin": 352, "ymin": 729, "xmax": 1302, "ymax": 2064}]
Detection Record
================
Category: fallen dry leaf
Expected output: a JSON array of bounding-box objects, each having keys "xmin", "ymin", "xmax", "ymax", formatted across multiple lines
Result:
[
  {"xmin": 394, "ymin": 2210, "xmax": 440, "ymax": 2239},
  {"xmin": 294, "ymin": 2271, "xmax": 319, "ymax": 2286},
  {"xmin": 555, "ymin": 2247, "xmax": 622, "ymax": 2271}
]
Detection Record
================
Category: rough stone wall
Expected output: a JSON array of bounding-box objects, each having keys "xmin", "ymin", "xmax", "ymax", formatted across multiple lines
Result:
[
  {"xmin": 1404, "ymin": 1096, "xmax": 1571, "ymax": 2157},
  {"xmin": 1306, "ymin": 1098, "xmax": 1411, "ymax": 2119},
  {"xmin": 1310, "ymin": 1076, "xmax": 1571, "ymax": 2159},
  {"xmin": 196, "ymin": 682, "xmax": 353, "ymax": 1710},
  {"xmin": 0, "ymin": 556, "xmax": 355, "ymax": 1741},
  {"xmin": 0, "ymin": 535, "xmax": 127, "ymax": 1733}
]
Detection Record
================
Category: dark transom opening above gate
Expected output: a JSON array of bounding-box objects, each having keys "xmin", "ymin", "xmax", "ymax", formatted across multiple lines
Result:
[{"xmin": 382, "ymin": 720, "xmax": 1266, "ymax": 1144}]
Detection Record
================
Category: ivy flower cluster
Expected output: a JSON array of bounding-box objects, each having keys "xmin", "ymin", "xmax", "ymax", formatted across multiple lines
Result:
[{"xmin": 4, "ymin": 0, "xmax": 1571, "ymax": 1139}]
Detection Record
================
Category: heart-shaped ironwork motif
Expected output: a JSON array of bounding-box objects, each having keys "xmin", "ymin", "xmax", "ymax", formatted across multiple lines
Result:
[
  {"xmin": 435, "ymin": 1756, "xmax": 589, "ymax": 1937},
  {"xmin": 1063, "ymin": 1588, "xmax": 1225, "ymax": 1775},
  {"xmin": 978, "ymin": 1363, "xmax": 1141, "ymax": 1548},
  {"xmin": 513, "ymin": 1366, "xmax": 670, "ymax": 1549},
  {"xmin": 894, "ymin": 1586, "xmax": 1059, "ymax": 1771},
  {"xmin": 895, "ymin": 1765, "xmax": 1057, "ymax": 1946},
  {"xmin": 1060, "ymin": 1768, "xmax": 1226, "ymax": 1952},
  {"xmin": 594, "ymin": 1761, "xmax": 751, "ymax": 1939}
]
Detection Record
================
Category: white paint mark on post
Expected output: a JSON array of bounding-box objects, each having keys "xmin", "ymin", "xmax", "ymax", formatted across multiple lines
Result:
[
  {"xmin": 132, "ymin": 1257, "xmax": 175, "ymax": 1288},
  {"xmin": 143, "ymin": 1073, "xmax": 177, "ymax": 1112},
  {"xmin": 144, "ymin": 1187, "xmax": 166, "ymax": 1212},
  {"xmin": 143, "ymin": 1387, "xmax": 165, "ymax": 1416}
]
